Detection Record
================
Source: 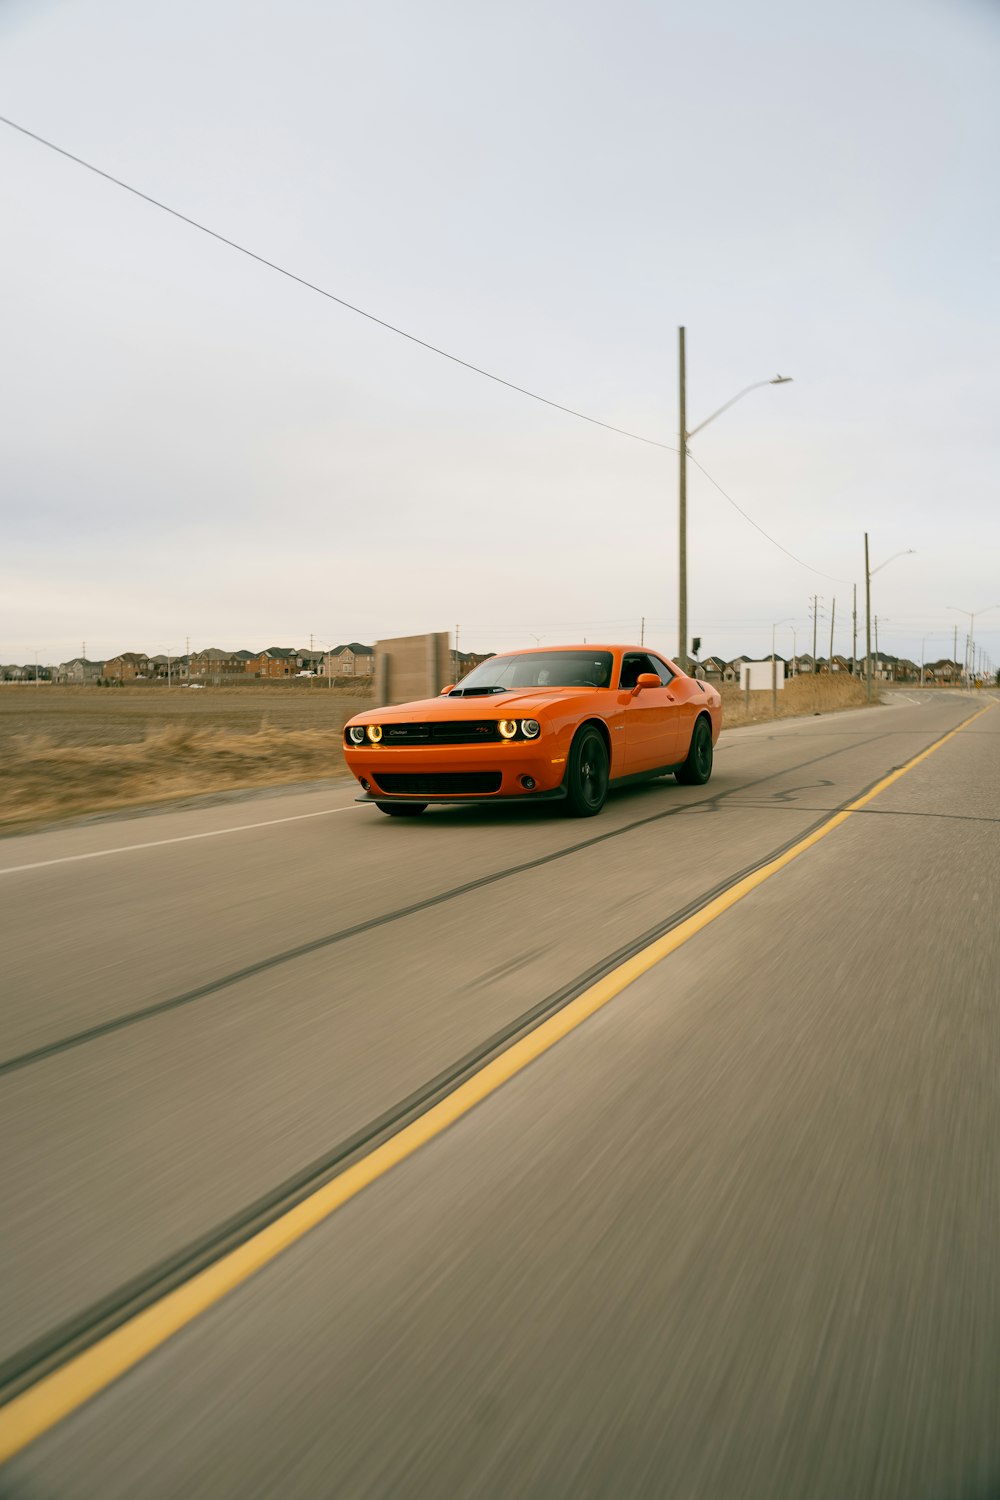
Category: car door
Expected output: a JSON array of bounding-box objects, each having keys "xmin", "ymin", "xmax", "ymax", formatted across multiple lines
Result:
[{"xmin": 619, "ymin": 652, "xmax": 683, "ymax": 774}]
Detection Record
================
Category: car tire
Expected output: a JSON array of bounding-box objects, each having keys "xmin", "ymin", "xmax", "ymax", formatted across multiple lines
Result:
[
  {"xmin": 563, "ymin": 725, "xmax": 609, "ymax": 816},
  {"xmin": 675, "ymin": 716, "xmax": 713, "ymax": 785},
  {"xmin": 376, "ymin": 802, "xmax": 427, "ymax": 817}
]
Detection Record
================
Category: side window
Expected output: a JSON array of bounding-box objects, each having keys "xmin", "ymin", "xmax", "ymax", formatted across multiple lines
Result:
[
  {"xmin": 650, "ymin": 655, "xmax": 675, "ymax": 687},
  {"xmin": 619, "ymin": 653, "xmax": 658, "ymax": 690}
]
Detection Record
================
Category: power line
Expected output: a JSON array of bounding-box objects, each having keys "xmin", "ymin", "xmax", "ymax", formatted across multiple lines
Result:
[
  {"xmin": 0, "ymin": 113, "xmax": 676, "ymax": 455},
  {"xmin": 686, "ymin": 453, "xmax": 853, "ymax": 585},
  {"xmin": 2, "ymin": 112, "xmax": 858, "ymax": 589}
]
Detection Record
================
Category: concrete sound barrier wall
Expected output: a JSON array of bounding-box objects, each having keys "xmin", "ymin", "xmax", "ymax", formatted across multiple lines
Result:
[{"xmin": 374, "ymin": 632, "xmax": 451, "ymax": 705}]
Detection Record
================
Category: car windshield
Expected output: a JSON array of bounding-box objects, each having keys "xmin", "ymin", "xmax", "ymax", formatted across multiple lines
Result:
[{"xmin": 452, "ymin": 650, "xmax": 614, "ymax": 694}]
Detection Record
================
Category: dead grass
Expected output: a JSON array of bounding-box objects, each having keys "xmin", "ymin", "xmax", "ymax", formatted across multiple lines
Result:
[
  {"xmin": 719, "ymin": 673, "xmax": 871, "ymax": 728},
  {"xmin": 0, "ymin": 723, "xmax": 363, "ymax": 832},
  {"xmin": 0, "ymin": 682, "xmax": 372, "ymax": 752},
  {"xmin": 0, "ymin": 685, "xmax": 375, "ymax": 832}
]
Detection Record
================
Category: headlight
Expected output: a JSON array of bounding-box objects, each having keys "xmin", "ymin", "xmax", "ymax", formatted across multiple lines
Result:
[
  {"xmin": 348, "ymin": 725, "xmax": 366, "ymax": 745},
  {"xmin": 520, "ymin": 719, "xmax": 540, "ymax": 739},
  {"xmin": 498, "ymin": 719, "xmax": 518, "ymax": 739},
  {"xmin": 367, "ymin": 724, "xmax": 382, "ymax": 743}
]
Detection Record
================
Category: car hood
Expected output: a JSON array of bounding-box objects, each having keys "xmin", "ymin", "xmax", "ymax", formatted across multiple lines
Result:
[{"xmin": 349, "ymin": 689, "xmax": 605, "ymax": 723}]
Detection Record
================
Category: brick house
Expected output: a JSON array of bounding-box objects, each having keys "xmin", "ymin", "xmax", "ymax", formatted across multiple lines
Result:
[
  {"xmin": 189, "ymin": 648, "xmax": 249, "ymax": 677},
  {"xmin": 103, "ymin": 652, "xmax": 150, "ymax": 680},
  {"xmin": 247, "ymin": 647, "xmax": 299, "ymax": 678}
]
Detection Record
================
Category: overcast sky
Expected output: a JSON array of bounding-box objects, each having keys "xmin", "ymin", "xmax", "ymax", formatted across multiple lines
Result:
[{"xmin": 2, "ymin": 0, "xmax": 998, "ymax": 669}]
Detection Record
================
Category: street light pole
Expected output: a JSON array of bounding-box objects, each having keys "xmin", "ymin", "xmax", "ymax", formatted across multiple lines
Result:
[
  {"xmin": 676, "ymin": 328, "xmax": 792, "ymax": 675},
  {"xmin": 865, "ymin": 538, "xmax": 914, "ymax": 702},
  {"xmin": 864, "ymin": 534, "xmax": 872, "ymax": 700},
  {"xmin": 678, "ymin": 327, "xmax": 687, "ymax": 672},
  {"xmin": 947, "ymin": 605, "xmax": 1000, "ymax": 690}
]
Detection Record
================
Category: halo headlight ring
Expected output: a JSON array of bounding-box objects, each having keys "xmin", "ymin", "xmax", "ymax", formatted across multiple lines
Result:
[
  {"xmin": 520, "ymin": 719, "xmax": 541, "ymax": 739},
  {"xmin": 366, "ymin": 724, "xmax": 383, "ymax": 743},
  {"xmin": 348, "ymin": 725, "xmax": 366, "ymax": 745},
  {"xmin": 498, "ymin": 719, "xmax": 518, "ymax": 739}
]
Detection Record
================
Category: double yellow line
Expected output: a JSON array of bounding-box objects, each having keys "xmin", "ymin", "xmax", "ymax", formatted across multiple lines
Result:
[{"xmin": 0, "ymin": 699, "xmax": 994, "ymax": 1465}]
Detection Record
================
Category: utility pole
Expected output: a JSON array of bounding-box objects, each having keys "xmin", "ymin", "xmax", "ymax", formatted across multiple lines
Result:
[
  {"xmin": 952, "ymin": 626, "xmax": 958, "ymax": 680},
  {"xmin": 810, "ymin": 595, "xmax": 820, "ymax": 672},
  {"xmin": 864, "ymin": 533, "xmax": 873, "ymax": 702},
  {"xmin": 828, "ymin": 597, "xmax": 836, "ymax": 671},
  {"xmin": 640, "ymin": 616, "xmax": 645, "ymax": 647},
  {"xmin": 874, "ymin": 615, "xmax": 881, "ymax": 677},
  {"xmin": 677, "ymin": 327, "xmax": 688, "ymax": 672}
]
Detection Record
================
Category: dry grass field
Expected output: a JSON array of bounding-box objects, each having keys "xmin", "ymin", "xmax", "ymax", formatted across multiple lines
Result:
[
  {"xmin": 0, "ymin": 674, "xmax": 873, "ymax": 833},
  {"xmin": 719, "ymin": 672, "xmax": 871, "ymax": 727},
  {"xmin": 0, "ymin": 683, "xmax": 373, "ymax": 832}
]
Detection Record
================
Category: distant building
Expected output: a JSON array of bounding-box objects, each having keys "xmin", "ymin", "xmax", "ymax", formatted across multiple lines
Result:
[
  {"xmin": 55, "ymin": 657, "xmax": 103, "ymax": 683},
  {"xmin": 246, "ymin": 647, "xmax": 299, "ymax": 678},
  {"xmin": 103, "ymin": 652, "xmax": 150, "ymax": 680},
  {"xmin": 189, "ymin": 648, "xmax": 249, "ymax": 677},
  {"xmin": 321, "ymin": 643, "xmax": 375, "ymax": 678}
]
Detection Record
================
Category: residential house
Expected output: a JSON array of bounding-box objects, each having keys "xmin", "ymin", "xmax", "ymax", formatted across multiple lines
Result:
[
  {"xmin": 103, "ymin": 652, "xmax": 150, "ymax": 680},
  {"xmin": 722, "ymin": 655, "xmax": 751, "ymax": 683},
  {"xmin": 925, "ymin": 658, "xmax": 960, "ymax": 683},
  {"xmin": 247, "ymin": 647, "xmax": 299, "ymax": 678},
  {"xmin": 148, "ymin": 654, "xmax": 190, "ymax": 680},
  {"xmin": 188, "ymin": 648, "xmax": 249, "ymax": 677},
  {"xmin": 701, "ymin": 655, "xmax": 726, "ymax": 680},
  {"xmin": 321, "ymin": 643, "xmax": 375, "ymax": 678},
  {"xmin": 3, "ymin": 664, "xmax": 52, "ymax": 681},
  {"xmin": 55, "ymin": 657, "xmax": 103, "ymax": 683},
  {"xmin": 295, "ymin": 649, "xmax": 325, "ymax": 675}
]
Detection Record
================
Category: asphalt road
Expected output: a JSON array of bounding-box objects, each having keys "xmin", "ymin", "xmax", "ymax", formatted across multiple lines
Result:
[{"xmin": 1, "ymin": 690, "xmax": 998, "ymax": 1497}]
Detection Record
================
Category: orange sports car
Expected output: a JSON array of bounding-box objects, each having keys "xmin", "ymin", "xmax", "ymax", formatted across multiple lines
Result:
[{"xmin": 343, "ymin": 645, "xmax": 722, "ymax": 818}]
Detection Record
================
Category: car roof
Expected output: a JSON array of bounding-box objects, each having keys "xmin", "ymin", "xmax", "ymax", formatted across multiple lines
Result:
[{"xmin": 496, "ymin": 644, "xmax": 665, "ymax": 655}]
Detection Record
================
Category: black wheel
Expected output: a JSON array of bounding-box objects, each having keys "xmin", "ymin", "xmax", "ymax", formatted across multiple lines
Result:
[
  {"xmin": 563, "ymin": 725, "xmax": 609, "ymax": 817},
  {"xmin": 676, "ymin": 717, "xmax": 713, "ymax": 785},
  {"xmin": 376, "ymin": 802, "xmax": 427, "ymax": 817}
]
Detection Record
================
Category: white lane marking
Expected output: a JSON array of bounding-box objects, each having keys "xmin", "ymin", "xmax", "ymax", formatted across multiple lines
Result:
[{"xmin": 0, "ymin": 803, "xmax": 362, "ymax": 877}]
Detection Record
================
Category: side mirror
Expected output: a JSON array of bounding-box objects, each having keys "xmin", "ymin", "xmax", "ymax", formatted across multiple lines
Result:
[
  {"xmin": 632, "ymin": 672, "xmax": 661, "ymax": 696},
  {"xmin": 440, "ymin": 684, "xmax": 455, "ymax": 695}
]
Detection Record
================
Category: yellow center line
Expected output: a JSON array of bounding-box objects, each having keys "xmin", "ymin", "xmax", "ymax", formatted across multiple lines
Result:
[{"xmin": 0, "ymin": 699, "xmax": 994, "ymax": 1465}]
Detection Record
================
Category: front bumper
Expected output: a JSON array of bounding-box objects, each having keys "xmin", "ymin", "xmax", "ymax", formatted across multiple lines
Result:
[
  {"xmin": 343, "ymin": 742, "xmax": 567, "ymax": 801},
  {"xmin": 354, "ymin": 786, "xmax": 567, "ymax": 807}
]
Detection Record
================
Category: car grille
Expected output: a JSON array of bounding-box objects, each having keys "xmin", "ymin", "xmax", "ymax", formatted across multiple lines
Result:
[
  {"xmin": 380, "ymin": 721, "xmax": 501, "ymax": 745},
  {"xmin": 373, "ymin": 772, "xmax": 502, "ymax": 796}
]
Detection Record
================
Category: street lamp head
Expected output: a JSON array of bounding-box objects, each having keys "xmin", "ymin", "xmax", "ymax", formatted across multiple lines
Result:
[{"xmin": 770, "ymin": 375, "xmax": 793, "ymax": 384}]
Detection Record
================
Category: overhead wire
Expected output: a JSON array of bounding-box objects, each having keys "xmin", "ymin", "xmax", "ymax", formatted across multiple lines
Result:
[
  {"xmin": 0, "ymin": 114, "xmax": 675, "ymax": 454},
  {"xmin": 686, "ymin": 453, "xmax": 854, "ymax": 586},
  {"xmin": 2, "ymin": 112, "xmax": 848, "ymax": 586}
]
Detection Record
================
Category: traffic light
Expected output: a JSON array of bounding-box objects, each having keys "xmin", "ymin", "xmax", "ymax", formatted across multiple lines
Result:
[{"xmin": 691, "ymin": 637, "xmax": 702, "ymax": 656}]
